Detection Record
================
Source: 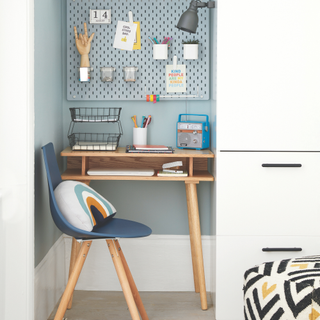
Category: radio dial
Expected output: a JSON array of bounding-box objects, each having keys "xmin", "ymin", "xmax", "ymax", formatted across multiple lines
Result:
[
  {"xmin": 193, "ymin": 139, "xmax": 198, "ymax": 144},
  {"xmin": 193, "ymin": 130, "xmax": 197, "ymax": 135}
]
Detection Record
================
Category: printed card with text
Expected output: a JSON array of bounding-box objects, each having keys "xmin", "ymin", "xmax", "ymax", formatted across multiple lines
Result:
[
  {"xmin": 113, "ymin": 21, "xmax": 137, "ymax": 51},
  {"xmin": 166, "ymin": 65, "xmax": 186, "ymax": 93}
]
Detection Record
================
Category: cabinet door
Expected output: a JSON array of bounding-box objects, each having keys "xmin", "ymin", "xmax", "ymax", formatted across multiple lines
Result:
[
  {"xmin": 217, "ymin": 0, "xmax": 320, "ymax": 151},
  {"xmin": 216, "ymin": 152, "xmax": 320, "ymax": 236},
  {"xmin": 216, "ymin": 235, "xmax": 320, "ymax": 320}
]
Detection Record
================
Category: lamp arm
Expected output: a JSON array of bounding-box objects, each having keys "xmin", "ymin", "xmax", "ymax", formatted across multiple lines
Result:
[
  {"xmin": 206, "ymin": 1, "xmax": 215, "ymax": 8},
  {"xmin": 195, "ymin": 1, "xmax": 215, "ymax": 8}
]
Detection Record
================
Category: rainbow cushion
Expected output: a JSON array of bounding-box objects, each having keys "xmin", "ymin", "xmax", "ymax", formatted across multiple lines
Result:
[{"xmin": 54, "ymin": 181, "xmax": 116, "ymax": 231}]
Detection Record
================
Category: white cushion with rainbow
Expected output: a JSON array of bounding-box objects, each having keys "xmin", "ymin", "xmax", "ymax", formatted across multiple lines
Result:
[{"xmin": 54, "ymin": 181, "xmax": 116, "ymax": 231}]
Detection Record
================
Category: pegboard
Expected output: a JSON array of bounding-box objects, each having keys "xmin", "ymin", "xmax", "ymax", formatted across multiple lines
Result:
[{"xmin": 67, "ymin": 0, "xmax": 210, "ymax": 101}]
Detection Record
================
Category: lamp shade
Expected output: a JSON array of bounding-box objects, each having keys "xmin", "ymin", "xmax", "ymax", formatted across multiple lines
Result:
[{"xmin": 176, "ymin": 2, "xmax": 199, "ymax": 33}]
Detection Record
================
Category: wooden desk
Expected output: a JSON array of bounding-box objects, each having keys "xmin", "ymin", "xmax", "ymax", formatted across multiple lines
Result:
[{"xmin": 61, "ymin": 147, "xmax": 214, "ymax": 310}]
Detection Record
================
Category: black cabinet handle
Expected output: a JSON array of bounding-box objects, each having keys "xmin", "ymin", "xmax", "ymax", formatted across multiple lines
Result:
[
  {"xmin": 262, "ymin": 247, "xmax": 302, "ymax": 252},
  {"xmin": 262, "ymin": 164, "xmax": 302, "ymax": 167}
]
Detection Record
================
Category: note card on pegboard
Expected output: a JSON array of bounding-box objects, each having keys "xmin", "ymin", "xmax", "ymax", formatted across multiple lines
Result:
[{"xmin": 67, "ymin": 0, "xmax": 210, "ymax": 101}]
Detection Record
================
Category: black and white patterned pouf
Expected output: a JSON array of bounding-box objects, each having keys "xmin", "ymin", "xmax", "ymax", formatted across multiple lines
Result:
[{"xmin": 244, "ymin": 255, "xmax": 320, "ymax": 320}]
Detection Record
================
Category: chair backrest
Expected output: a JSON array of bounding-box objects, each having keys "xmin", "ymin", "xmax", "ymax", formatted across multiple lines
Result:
[
  {"xmin": 42, "ymin": 142, "xmax": 62, "ymax": 190},
  {"xmin": 42, "ymin": 143, "xmax": 92, "ymax": 239}
]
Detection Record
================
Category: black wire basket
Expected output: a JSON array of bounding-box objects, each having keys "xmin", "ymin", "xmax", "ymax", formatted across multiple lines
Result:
[
  {"xmin": 68, "ymin": 107, "xmax": 123, "ymax": 151},
  {"xmin": 69, "ymin": 107, "xmax": 122, "ymax": 122},
  {"xmin": 68, "ymin": 133, "xmax": 121, "ymax": 151}
]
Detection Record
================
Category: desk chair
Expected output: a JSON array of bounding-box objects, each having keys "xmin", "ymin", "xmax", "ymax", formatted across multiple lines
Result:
[
  {"xmin": 244, "ymin": 255, "xmax": 320, "ymax": 320},
  {"xmin": 42, "ymin": 143, "xmax": 152, "ymax": 320}
]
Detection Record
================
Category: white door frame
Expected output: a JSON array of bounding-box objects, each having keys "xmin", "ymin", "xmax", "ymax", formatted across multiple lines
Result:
[{"xmin": 0, "ymin": 0, "xmax": 34, "ymax": 319}]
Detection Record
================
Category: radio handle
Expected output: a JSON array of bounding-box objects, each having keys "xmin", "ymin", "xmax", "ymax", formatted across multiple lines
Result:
[{"xmin": 178, "ymin": 114, "xmax": 209, "ymax": 123}]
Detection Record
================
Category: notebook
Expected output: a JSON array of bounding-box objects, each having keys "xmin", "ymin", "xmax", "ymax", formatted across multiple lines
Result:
[
  {"xmin": 87, "ymin": 168, "xmax": 155, "ymax": 176},
  {"xmin": 133, "ymin": 144, "xmax": 169, "ymax": 150}
]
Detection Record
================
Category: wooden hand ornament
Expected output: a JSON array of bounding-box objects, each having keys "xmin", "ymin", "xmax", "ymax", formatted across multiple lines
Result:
[{"xmin": 74, "ymin": 22, "xmax": 95, "ymax": 67}]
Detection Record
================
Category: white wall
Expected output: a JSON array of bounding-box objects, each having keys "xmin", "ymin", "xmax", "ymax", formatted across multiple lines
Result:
[{"xmin": 0, "ymin": 0, "xmax": 34, "ymax": 319}]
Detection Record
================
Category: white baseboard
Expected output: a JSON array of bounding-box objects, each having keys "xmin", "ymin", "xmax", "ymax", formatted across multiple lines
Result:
[
  {"xmin": 34, "ymin": 235, "xmax": 65, "ymax": 320},
  {"xmin": 65, "ymin": 234, "xmax": 215, "ymax": 292},
  {"xmin": 35, "ymin": 234, "xmax": 215, "ymax": 319}
]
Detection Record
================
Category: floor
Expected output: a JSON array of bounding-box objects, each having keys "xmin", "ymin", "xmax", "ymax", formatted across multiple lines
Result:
[{"xmin": 48, "ymin": 291, "xmax": 215, "ymax": 320}]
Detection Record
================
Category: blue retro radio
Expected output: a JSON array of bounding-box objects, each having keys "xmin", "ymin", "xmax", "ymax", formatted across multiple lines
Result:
[{"xmin": 176, "ymin": 114, "xmax": 210, "ymax": 150}]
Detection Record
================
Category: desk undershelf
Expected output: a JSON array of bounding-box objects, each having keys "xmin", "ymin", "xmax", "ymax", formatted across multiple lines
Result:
[{"xmin": 61, "ymin": 168, "xmax": 214, "ymax": 182}]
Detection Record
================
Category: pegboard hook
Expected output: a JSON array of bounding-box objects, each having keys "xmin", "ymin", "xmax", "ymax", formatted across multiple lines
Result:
[
  {"xmin": 128, "ymin": 11, "xmax": 134, "ymax": 26},
  {"xmin": 173, "ymin": 55, "xmax": 178, "ymax": 69}
]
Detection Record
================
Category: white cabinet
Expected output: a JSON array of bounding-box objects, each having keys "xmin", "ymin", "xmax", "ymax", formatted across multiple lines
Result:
[
  {"xmin": 216, "ymin": 1, "xmax": 320, "ymax": 319},
  {"xmin": 216, "ymin": 0, "xmax": 320, "ymax": 151},
  {"xmin": 216, "ymin": 152, "xmax": 320, "ymax": 319},
  {"xmin": 217, "ymin": 152, "xmax": 320, "ymax": 236}
]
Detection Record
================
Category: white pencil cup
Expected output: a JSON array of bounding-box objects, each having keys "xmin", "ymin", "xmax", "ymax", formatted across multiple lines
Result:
[
  {"xmin": 133, "ymin": 127, "xmax": 147, "ymax": 145},
  {"xmin": 153, "ymin": 44, "xmax": 168, "ymax": 60}
]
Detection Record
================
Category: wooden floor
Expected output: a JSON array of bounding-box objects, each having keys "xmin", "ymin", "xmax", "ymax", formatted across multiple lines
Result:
[{"xmin": 48, "ymin": 291, "xmax": 215, "ymax": 320}]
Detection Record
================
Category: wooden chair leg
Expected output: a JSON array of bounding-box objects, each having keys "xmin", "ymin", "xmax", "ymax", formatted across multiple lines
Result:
[
  {"xmin": 67, "ymin": 181, "xmax": 90, "ymax": 310},
  {"xmin": 114, "ymin": 239, "xmax": 149, "ymax": 320},
  {"xmin": 54, "ymin": 240, "xmax": 92, "ymax": 320},
  {"xmin": 67, "ymin": 237, "xmax": 81, "ymax": 309},
  {"xmin": 107, "ymin": 239, "xmax": 141, "ymax": 320}
]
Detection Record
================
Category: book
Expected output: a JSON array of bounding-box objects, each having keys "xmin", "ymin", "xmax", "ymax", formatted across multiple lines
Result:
[
  {"xmin": 162, "ymin": 169, "xmax": 184, "ymax": 173},
  {"xmin": 126, "ymin": 145, "xmax": 174, "ymax": 153},
  {"xmin": 133, "ymin": 144, "xmax": 169, "ymax": 150},
  {"xmin": 157, "ymin": 170, "xmax": 188, "ymax": 177}
]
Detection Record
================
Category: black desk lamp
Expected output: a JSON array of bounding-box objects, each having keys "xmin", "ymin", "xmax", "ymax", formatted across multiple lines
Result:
[{"xmin": 176, "ymin": 0, "xmax": 215, "ymax": 33}]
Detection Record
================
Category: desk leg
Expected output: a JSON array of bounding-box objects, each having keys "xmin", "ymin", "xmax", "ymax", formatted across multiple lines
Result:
[
  {"xmin": 186, "ymin": 185, "xmax": 200, "ymax": 293},
  {"xmin": 185, "ymin": 182, "xmax": 207, "ymax": 311}
]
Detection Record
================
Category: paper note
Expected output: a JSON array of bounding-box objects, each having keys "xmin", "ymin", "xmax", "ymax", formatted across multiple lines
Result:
[{"xmin": 113, "ymin": 21, "xmax": 137, "ymax": 51}]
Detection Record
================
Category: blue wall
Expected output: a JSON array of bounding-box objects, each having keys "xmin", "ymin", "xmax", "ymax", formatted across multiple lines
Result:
[
  {"xmin": 61, "ymin": 100, "xmax": 213, "ymax": 235},
  {"xmin": 34, "ymin": 0, "xmax": 64, "ymax": 266}
]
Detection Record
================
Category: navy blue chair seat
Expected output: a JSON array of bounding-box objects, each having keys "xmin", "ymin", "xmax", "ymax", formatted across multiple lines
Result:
[{"xmin": 42, "ymin": 143, "xmax": 151, "ymax": 320}]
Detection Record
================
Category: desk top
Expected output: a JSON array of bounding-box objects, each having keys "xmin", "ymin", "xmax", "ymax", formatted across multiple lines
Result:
[{"xmin": 61, "ymin": 147, "xmax": 214, "ymax": 158}]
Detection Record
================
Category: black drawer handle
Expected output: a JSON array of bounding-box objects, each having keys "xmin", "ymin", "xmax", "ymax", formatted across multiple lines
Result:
[
  {"xmin": 262, "ymin": 247, "xmax": 302, "ymax": 252},
  {"xmin": 262, "ymin": 164, "xmax": 302, "ymax": 167}
]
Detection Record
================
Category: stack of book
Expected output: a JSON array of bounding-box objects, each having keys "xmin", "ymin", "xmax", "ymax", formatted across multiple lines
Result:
[
  {"xmin": 126, "ymin": 145, "xmax": 174, "ymax": 153},
  {"xmin": 157, "ymin": 161, "xmax": 188, "ymax": 177}
]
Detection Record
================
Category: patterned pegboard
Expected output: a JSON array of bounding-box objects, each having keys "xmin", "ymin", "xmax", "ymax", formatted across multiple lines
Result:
[{"xmin": 67, "ymin": 0, "xmax": 210, "ymax": 101}]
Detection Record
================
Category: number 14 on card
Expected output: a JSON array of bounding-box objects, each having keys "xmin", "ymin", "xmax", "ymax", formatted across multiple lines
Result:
[{"xmin": 90, "ymin": 9, "xmax": 111, "ymax": 24}]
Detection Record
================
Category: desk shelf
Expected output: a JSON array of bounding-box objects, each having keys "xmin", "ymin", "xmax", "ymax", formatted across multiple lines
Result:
[
  {"xmin": 61, "ymin": 147, "xmax": 214, "ymax": 182},
  {"xmin": 62, "ymin": 168, "xmax": 214, "ymax": 182}
]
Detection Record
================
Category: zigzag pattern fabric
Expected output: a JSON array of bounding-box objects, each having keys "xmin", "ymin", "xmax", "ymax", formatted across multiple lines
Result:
[{"xmin": 244, "ymin": 255, "xmax": 320, "ymax": 320}]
